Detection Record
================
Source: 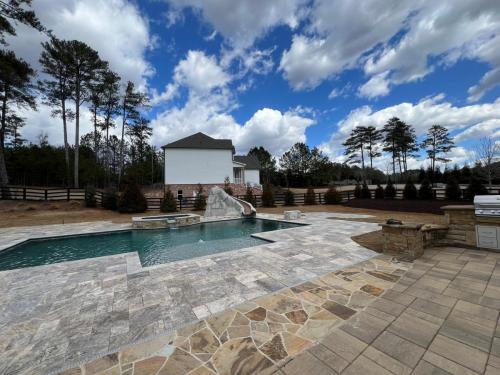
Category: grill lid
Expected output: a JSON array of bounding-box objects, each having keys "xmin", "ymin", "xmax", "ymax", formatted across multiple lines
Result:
[{"xmin": 474, "ymin": 195, "xmax": 500, "ymax": 216}]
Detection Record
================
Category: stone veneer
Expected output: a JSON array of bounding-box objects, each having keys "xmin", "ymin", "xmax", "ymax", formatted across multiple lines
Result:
[
  {"xmin": 166, "ymin": 183, "xmax": 261, "ymax": 198},
  {"xmin": 380, "ymin": 223, "xmax": 448, "ymax": 259},
  {"xmin": 132, "ymin": 214, "xmax": 201, "ymax": 229},
  {"xmin": 442, "ymin": 205, "xmax": 477, "ymax": 247}
]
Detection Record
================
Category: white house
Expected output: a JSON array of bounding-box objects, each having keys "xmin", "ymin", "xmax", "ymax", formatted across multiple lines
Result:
[{"xmin": 162, "ymin": 132, "xmax": 261, "ymax": 197}]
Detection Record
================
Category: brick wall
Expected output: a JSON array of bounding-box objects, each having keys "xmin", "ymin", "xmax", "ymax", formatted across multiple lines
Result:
[{"xmin": 165, "ymin": 183, "xmax": 261, "ymax": 198}]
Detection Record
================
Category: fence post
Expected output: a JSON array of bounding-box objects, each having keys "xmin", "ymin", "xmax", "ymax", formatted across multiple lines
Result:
[
  {"xmin": 67, "ymin": 188, "xmax": 70, "ymax": 201},
  {"xmin": 318, "ymin": 193, "xmax": 322, "ymax": 204},
  {"xmin": 23, "ymin": 187, "xmax": 26, "ymax": 200},
  {"xmin": 347, "ymin": 191, "xmax": 350, "ymax": 200},
  {"xmin": 179, "ymin": 198, "xmax": 182, "ymax": 211},
  {"xmin": 44, "ymin": 189, "xmax": 48, "ymax": 200}
]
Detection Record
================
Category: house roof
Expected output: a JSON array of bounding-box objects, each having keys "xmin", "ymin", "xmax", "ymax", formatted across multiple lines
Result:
[
  {"xmin": 234, "ymin": 155, "xmax": 261, "ymax": 170},
  {"xmin": 162, "ymin": 132, "xmax": 234, "ymax": 150}
]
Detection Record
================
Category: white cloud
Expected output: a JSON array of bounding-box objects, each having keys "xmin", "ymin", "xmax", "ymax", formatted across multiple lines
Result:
[
  {"xmin": 358, "ymin": 72, "xmax": 391, "ymax": 99},
  {"xmin": 6, "ymin": 0, "xmax": 154, "ymax": 146},
  {"xmin": 280, "ymin": 0, "xmax": 412, "ymax": 90},
  {"xmin": 152, "ymin": 100, "xmax": 314, "ymax": 156},
  {"xmin": 151, "ymin": 51, "xmax": 314, "ymax": 156},
  {"xmin": 173, "ymin": 50, "xmax": 230, "ymax": 94},
  {"xmin": 7, "ymin": 0, "xmax": 154, "ymax": 88},
  {"xmin": 455, "ymin": 119, "xmax": 500, "ymax": 143},
  {"xmin": 165, "ymin": 0, "xmax": 307, "ymax": 50},
  {"xmin": 280, "ymin": 0, "xmax": 500, "ymax": 99},
  {"xmin": 468, "ymin": 67, "xmax": 500, "ymax": 102},
  {"xmin": 151, "ymin": 50, "xmax": 229, "ymax": 105},
  {"xmin": 320, "ymin": 95, "xmax": 500, "ymax": 165}
]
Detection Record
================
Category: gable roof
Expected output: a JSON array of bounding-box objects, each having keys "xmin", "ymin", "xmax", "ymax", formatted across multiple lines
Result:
[
  {"xmin": 162, "ymin": 132, "xmax": 234, "ymax": 150},
  {"xmin": 234, "ymin": 155, "xmax": 261, "ymax": 170}
]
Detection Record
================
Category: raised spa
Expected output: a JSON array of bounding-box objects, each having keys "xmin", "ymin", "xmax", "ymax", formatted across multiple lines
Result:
[
  {"xmin": 132, "ymin": 213, "xmax": 200, "ymax": 229},
  {"xmin": 0, "ymin": 218, "xmax": 303, "ymax": 271}
]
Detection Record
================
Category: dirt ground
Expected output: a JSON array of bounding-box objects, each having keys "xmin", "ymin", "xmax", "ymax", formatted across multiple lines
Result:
[{"xmin": 0, "ymin": 200, "xmax": 446, "ymax": 228}]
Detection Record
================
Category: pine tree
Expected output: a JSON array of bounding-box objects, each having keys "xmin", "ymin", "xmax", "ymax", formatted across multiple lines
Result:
[
  {"xmin": 354, "ymin": 181, "xmax": 362, "ymax": 198},
  {"xmin": 363, "ymin": 126, "xmax": 382, "ymax": 169},
  {"xmin": 284, "ymin": 188, "xmax": 295, "ymax": 206},
  {"xmin": 244, "ymin": 184, "xmax": 256, "ymax": 206},
  {"xmin": 193, "ymin": 184, "xmax": 207, "ymax": 210},
  {"xmin": 361, "ymin": 181, "xmax": 372, "ymax": 199},
  {"xmin": 324, "ymin": 185, "xmax": 342, "ymax": 204},
  {"xmin": 261, "ymin": 184, "xmax": 275, "ymax": 207},
  {"xmin": 160, "ymin": 187, "xmax": 177, "ymax": 212},
  {"xmin": 418, "ymin": 179, "xmax": 434, "ymax": 200},
  {"xmin": 39, "ymin": 37, "xmax": 74, "ymax": 184},
  {"xmin": 445, "ymin": 178, "xmax": 461, "ymax": 200},
  {"xmin": 374, "ymin": 184, "xmax": 384, "ymax": 199},
  {"xmin": 305, "ymin": 187, "xmax": 316, "ymax": 205},
  {"xmin": 403, "ymin": 180, "xmax": 417, "ymax": 200},
  {"xmin": 223, "ymin": 176, "xmax": 233, "ymax": 195},
  {"xmin": 65, "ymin": 40, "xmax": 107, "ymax": 188},
  {"xmin": 384, "ymin": 179, "xmax": 396, "ymax": 199},
  {"xmin": 0, "ymin": 50, "xmax": 36, "ymax": 185},
  {"xmin": 343, "ymin": 127, "xmax": 367, "ymax": 175},
  {"xmin": 421, "ymin": 125, "xmax": 454, "ymax": 183},
  {"xmin": 118, "ymin": 81, "xmax": 149, "ymax": 185}
]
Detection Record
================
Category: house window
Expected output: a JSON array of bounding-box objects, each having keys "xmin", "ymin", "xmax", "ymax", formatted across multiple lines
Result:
[
  {"xmin": 233, "ymin": 167, "xmax": 244, "ymax": 185},
  {"xmin": 177, "ymin": 190, "xmax": 183, "ymax": 200}
]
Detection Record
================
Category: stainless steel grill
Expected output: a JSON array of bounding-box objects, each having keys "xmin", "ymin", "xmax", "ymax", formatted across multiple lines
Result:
[{"xmin": 474, "ymin": 195, "xmax": 500, "ymax": 217}]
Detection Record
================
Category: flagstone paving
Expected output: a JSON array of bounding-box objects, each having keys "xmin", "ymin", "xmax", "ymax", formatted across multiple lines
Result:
[
  {"xmin": 57, "ymin": 254, "xmax": 410, "ymax": 375},
  {"xmin": 58, "ymin": 246, "xmax": 500, "ymax": 375},
  {"xmin": 0, "ymin": 213, "xmax": 377, "ymax": 375}
]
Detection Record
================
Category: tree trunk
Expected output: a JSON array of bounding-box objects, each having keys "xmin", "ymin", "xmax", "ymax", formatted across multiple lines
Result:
[
  {"xmin": 61, "ymin": 99, "xmax": 70, "ymax": 187},
  {"xmin": 0, "ymin": 92, "xmax": 9, "ymax": 186},
  {"xmin": 93, "ymin": 108, "xmax": 99, "ymax": 164},
  {"xmin": 74, "ymin": 88, "xmax": 80, "ymax": 188},
  {"xmin": 118, "ymin": 106, "xmax": 126, "ymax": 186}
]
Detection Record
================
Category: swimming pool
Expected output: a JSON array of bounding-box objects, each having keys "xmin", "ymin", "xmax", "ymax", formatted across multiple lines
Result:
[{"xmin": 0, "ymin": 218, "xmax": 302, "ymax": 271}]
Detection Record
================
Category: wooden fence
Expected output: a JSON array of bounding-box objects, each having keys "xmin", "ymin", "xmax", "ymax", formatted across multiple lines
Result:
[{"xmin": 1, "ymin": 185, "xmax": 499, "ymax": 211}]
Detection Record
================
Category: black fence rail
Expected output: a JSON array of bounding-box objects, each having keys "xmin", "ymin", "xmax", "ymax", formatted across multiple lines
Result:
[{"xmin": 1, "ymin": 185, "xmax": 499, "ymax": 211}]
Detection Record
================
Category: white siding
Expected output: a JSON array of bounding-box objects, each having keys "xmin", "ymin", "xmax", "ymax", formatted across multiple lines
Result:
[
  {"xmin": 164, "ymin": 148, "xmax": 234, "ymax": 184},
  {"xmin": 245, "ymin": 169, "xmax": 260, "ymax": 185}
]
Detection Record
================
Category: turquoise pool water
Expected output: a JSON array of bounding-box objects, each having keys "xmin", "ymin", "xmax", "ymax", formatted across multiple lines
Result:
[{"xmin": 0, "ymin": 218, "xmax": 301, "ymax": 271}]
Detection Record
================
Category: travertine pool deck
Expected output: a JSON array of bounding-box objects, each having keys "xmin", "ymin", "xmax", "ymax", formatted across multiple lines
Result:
[
  {"xmin": 0, "ymin": 212, "xmax": 377, "ymax": 375},
  {"xmin": 59, "ymin": 247, "xmax": 500, "ymax": 375}
]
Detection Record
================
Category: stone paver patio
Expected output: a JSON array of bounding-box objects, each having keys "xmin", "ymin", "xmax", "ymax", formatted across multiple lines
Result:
[
  {"xmin": 282, "ymin": 246, "xmax": 500, "ymax": 375},
  {"xmin": 0, "ymin": 213, "xmax": 376, "ymax": 375},
  {"xmin": 56, "ymin": 246, "xmax": 500, "ymax": 375}
]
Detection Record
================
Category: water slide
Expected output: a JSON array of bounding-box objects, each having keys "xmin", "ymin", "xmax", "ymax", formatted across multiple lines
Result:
[{"xmin": 205, "ymin": 187, "xmax": 256, "ymax": 218}]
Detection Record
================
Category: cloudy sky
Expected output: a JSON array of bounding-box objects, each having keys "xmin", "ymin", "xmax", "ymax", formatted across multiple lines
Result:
[{"xmin": 7, "ymin": 0, "xmax": 500, "ymax": 169}]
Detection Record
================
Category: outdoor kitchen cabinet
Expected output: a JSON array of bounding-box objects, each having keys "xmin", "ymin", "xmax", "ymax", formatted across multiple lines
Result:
[{"xmin": 476, "ymin": 225, "xmax": 499, "ymax": 250}]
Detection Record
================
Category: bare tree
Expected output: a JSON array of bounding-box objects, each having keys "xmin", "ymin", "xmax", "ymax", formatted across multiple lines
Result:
[{"xmin": 475, "ymin": 137, "xmax": 500, "ymax": 188}]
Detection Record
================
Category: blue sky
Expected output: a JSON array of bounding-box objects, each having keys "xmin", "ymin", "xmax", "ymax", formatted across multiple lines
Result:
[{"xmin": 9, "ymin": 0, "xmax": 500, "ymax": 169}]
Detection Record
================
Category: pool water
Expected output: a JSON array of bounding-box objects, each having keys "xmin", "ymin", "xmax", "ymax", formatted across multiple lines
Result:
[{"xmin": 0, "ymin": 218, "xmax": 301, "ymax": 271}]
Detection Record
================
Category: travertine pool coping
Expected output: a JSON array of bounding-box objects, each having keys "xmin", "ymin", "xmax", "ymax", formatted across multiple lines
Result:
[{"xmin": 0, "ymin": 212, "xmax": 377, "ymax": 375}]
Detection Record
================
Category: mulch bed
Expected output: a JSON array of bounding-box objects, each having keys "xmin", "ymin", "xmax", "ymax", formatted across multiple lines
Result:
[{"xmin": 343, "ymin": 199, "xmax": 469, "ymax": 215}]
